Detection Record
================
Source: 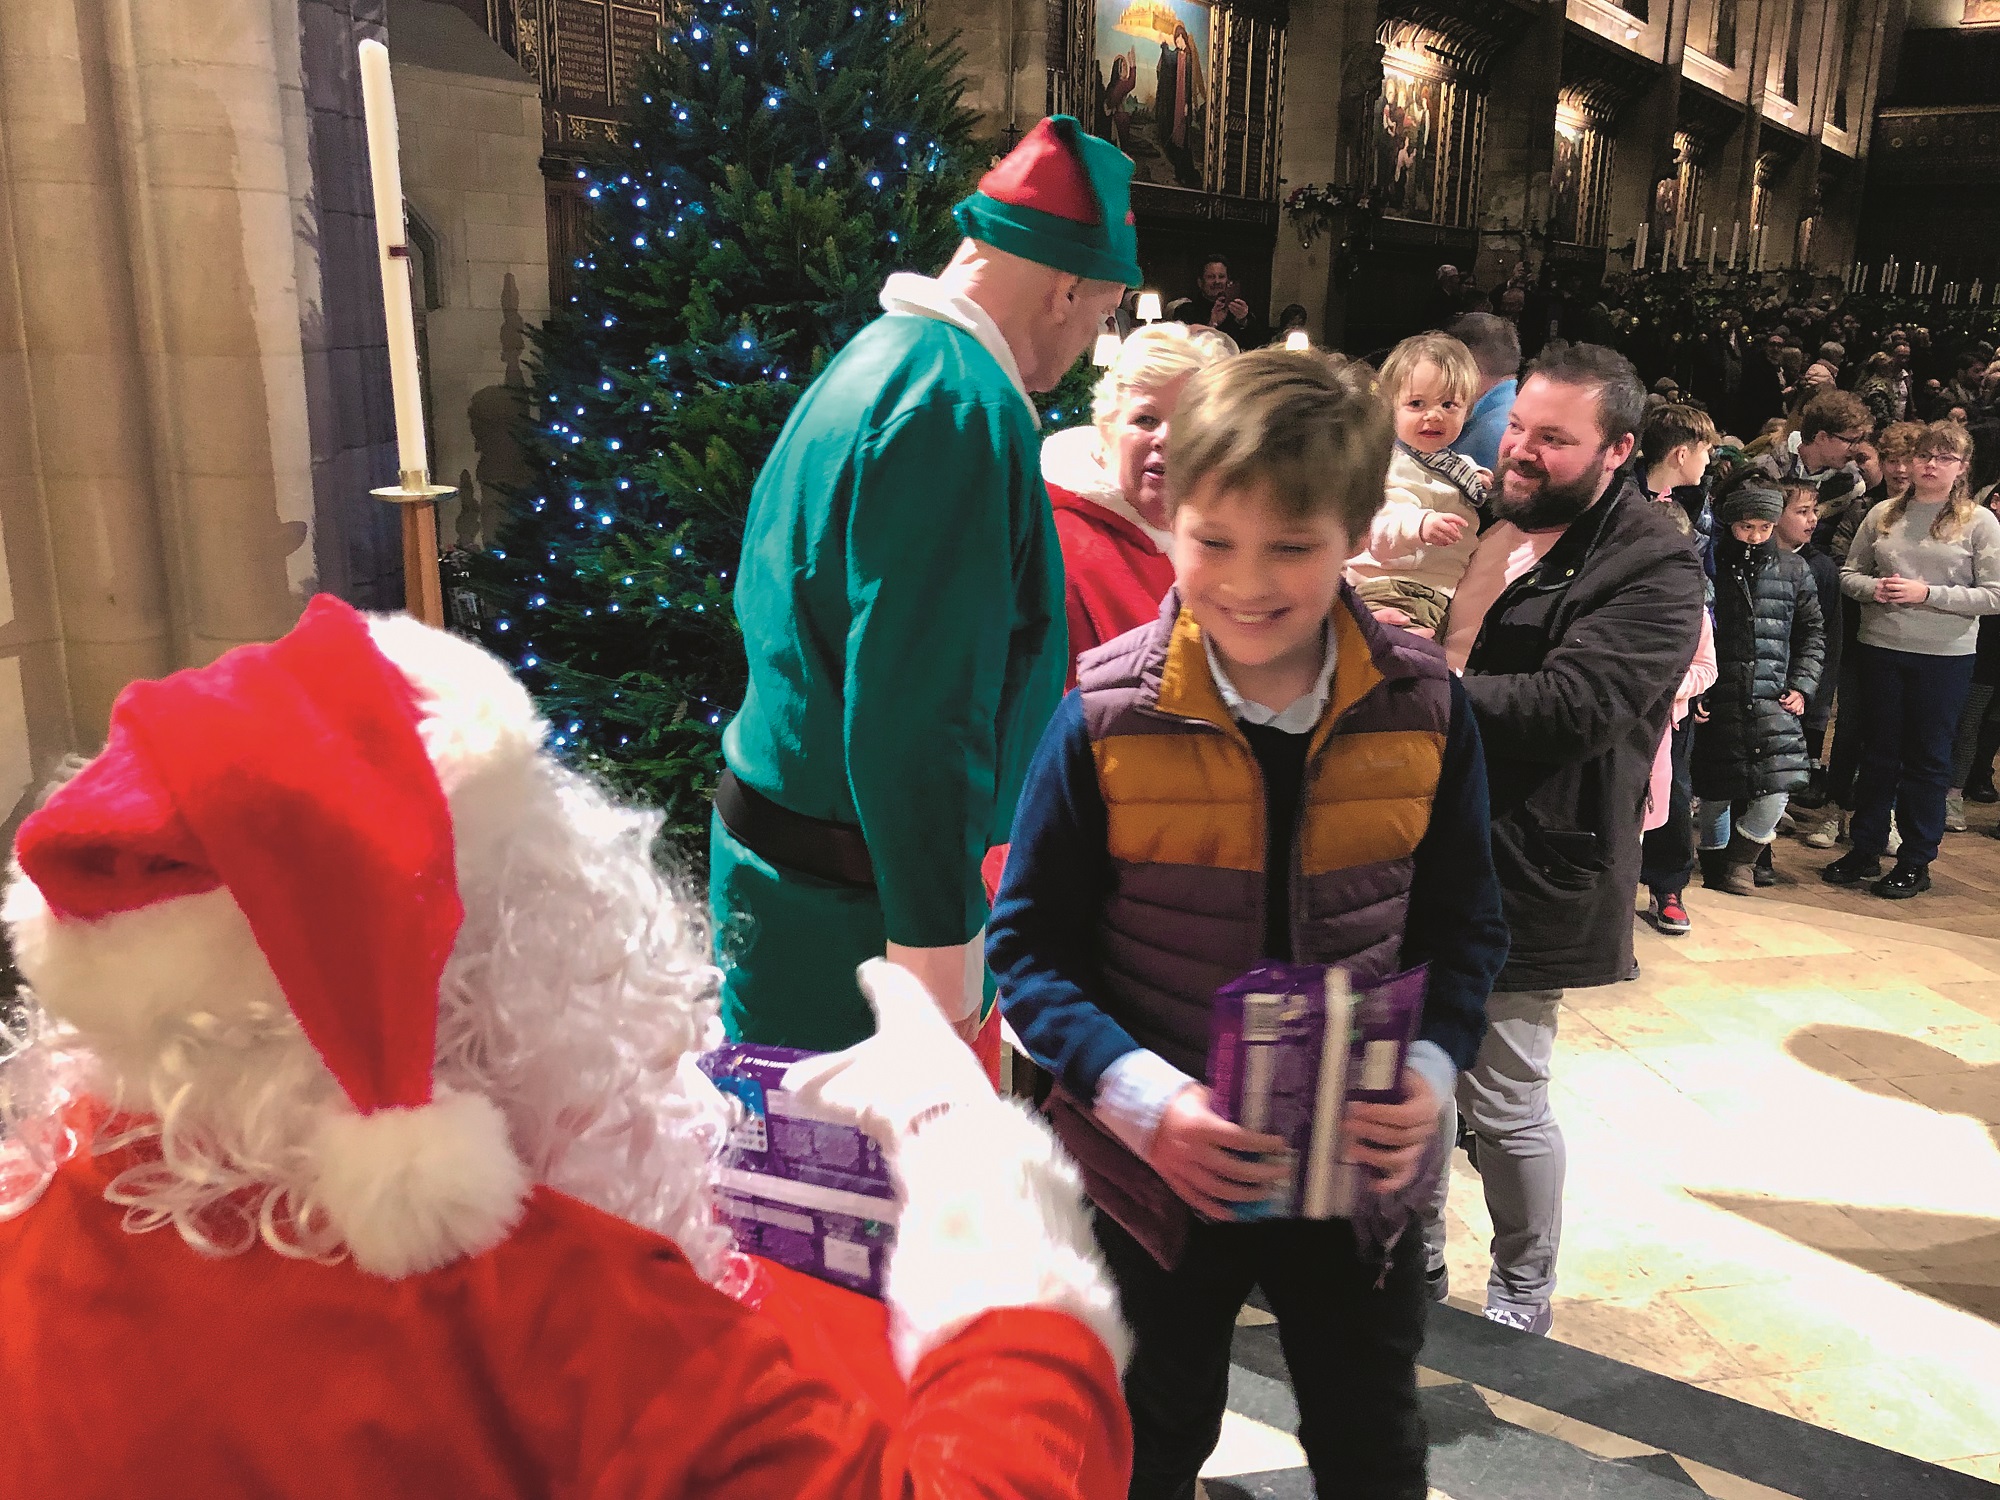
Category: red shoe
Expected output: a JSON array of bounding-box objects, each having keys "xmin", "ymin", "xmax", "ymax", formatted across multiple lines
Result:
[{"xmin": 1649, "ymin": 891, "xmax": 1691, "ymax": 935}]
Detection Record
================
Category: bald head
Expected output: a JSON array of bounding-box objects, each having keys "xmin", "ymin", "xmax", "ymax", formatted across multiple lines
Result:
[{"xmin": 939, "ymin": 239, "xmax": 1126, "ymax": 393}]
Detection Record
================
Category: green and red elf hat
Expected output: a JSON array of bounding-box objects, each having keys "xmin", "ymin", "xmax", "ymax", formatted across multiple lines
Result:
[{"xmin": 954, "ymin": 116, "xmax": 1143, "ymax": 288}]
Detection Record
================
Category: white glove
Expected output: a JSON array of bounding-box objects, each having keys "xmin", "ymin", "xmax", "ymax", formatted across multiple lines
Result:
[
  {"xmin": 783, "ymin": 960, "xmax": 1130, "ymax": 1377},
  {"xmin": 780, "ymin": 958, "xmax": 995, "ymax": 1146}
]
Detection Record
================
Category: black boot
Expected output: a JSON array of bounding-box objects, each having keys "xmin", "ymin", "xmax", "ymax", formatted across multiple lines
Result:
[
  {"xmin": 1721, "ymin": 834, "xmax": 1763, "ymax": 895},
  {"xmin": 1754, "ymin": 841, "xmax": 1777, "ymax": 886},
  {"xmin": 1966, "ymin": 719, "xmax": 2000, "ymax": 802},
  {"xmin": 1698, "ymin": 847, "xmax": 1730, "ymax": 889}
]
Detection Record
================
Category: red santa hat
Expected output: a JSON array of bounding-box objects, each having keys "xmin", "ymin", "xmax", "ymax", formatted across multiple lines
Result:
[{"xmin": 15, "ymin": 595, "xmax": 533, "ymax": 1277}]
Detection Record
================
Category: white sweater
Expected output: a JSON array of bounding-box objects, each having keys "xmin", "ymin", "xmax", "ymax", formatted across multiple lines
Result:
[
  {"xmin": 1346, "ymin": 446, "xmax": 1484, "ymax": 594},
  {"xmin": 1842, "ymin": 499, "xmax": 2000, "ymax": 656}
]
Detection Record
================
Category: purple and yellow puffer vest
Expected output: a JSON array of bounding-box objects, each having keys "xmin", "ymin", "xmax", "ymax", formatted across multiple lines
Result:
[{"xmin": 1075, "ymin": 585, "xmax": 1452, "ymax": 1080}]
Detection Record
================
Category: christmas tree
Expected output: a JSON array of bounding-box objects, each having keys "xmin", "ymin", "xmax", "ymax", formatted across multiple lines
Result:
[{"xmin": 473, "ymin": 0, "xmax": 984, "ymax": 843}]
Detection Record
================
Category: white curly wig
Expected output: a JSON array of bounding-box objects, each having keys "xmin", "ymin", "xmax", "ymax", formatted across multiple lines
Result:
[{"xmin": 0, "ymin": 614, "xmax": 732, "ymax": 1283}]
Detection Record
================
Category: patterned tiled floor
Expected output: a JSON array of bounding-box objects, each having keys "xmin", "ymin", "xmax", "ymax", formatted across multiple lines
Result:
[{"xmin": 1200, "ymin": 826, "xmax": 2000, "ymax": 1495}]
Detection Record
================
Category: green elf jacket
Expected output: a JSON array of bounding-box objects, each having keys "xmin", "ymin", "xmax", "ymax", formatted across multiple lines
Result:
[{"xmin": 711, "ymin": 274, "xmax": 1068, "ymax": 1049}]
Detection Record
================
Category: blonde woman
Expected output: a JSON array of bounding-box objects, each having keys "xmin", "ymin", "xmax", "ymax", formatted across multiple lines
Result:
[
  {"xmin": 1040, "ymin": 321, "xmax": 1238, "ymax": 678},
  {"xmin": 1825, "ymin": 422, "xmax": 2000, "ymax": 898}
]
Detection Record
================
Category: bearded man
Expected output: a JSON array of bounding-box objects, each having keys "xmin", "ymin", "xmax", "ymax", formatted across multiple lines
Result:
[{"xmin": 1429, "ymin": 343, "xmax": 1703, "ymax": 1336}]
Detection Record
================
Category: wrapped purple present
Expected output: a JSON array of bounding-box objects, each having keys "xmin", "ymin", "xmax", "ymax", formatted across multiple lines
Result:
[
  {"xmin": 697, "ymin": 1043, "xmax": 899, "ymax": 1299},
  {"xmin": 1207, "ymin": 964, "xmax": 1427, "ymax": 1222}
]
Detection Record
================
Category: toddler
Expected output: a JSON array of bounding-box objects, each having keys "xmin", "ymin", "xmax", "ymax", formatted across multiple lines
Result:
[{"xmin": 1348, "ymin": 333, "xmax": 1489, "ymax": 633}]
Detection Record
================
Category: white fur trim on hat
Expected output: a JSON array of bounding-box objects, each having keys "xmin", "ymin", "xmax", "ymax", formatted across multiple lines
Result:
[
  {"xmin": 883, "ymin": 1098, "xmax": 1130, "ymax": 1378},
  {"xmin": 364, "ymin": 614, "xmax": 545, "ymax": 799},
  {"xmin": 309, "ymin": 1086, "xmax": 530, "ymax": 1279}
]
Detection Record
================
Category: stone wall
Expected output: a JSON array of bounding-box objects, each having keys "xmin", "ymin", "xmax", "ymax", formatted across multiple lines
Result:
[
  {"xmin": 388, "ymin": 0, "xmax": 548, "ymax": 548},
  {"xmin": 0, "ymin": 0, "xmax": 336, "ymax": 806}
]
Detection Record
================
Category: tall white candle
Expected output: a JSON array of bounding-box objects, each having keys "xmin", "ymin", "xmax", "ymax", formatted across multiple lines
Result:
[
  {"xmin": 1708, "ymin": 226, "xmax": 1719, "ymax": 273},
  {"xmin": 1728, "ymin": 221, "xmax": 1740, "ymax": 269},
  {"xmin": 1974, "ymin": 279, "xmax": 1984, "ymax": 305},
  {"xmin": 359, "ymin": 40, "xmax": 428, "ymax": 479},
  {"xmin": 1929, "ymin": 265, "xmax": 1940, "ymax": 295},
  {"xmin": 1634, "ymin": 223, "xmax": 1648, "ymax": 268}
]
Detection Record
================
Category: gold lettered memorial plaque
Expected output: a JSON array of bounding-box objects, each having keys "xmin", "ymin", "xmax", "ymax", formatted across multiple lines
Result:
[
  {"xmin": 553, "ymin": 0, "xmax": 612, "ymax": 107},
  {"xmin": 611, "ymin": 6, "xmax": 664, "ymax": 104}
]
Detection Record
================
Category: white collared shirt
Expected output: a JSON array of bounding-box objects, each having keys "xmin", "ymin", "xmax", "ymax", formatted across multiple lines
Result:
[
  {"xmin": 1202, "ymin": 622, "xmax": 1339, "ymax": 734},
  {"xmin": 878, "ymin": 272, "xmax": 1036, "ymax": 424}
]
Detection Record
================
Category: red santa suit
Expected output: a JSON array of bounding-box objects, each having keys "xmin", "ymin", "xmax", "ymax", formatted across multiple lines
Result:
[
  {"xmin": 0, "ymin": 596, "xmax": 1130, "ymax": 1500},
  {"xmin": 979, "ymin": 427, "xmax": 1174, "ymax": 903},
  {"xmin": 1041, "ymin": 424, "xmax": 1176, "ymax": 684}
]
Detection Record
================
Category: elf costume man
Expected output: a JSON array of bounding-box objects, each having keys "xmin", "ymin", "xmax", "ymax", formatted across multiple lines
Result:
[
  {"xmin": 0, "ymin": 596, "xmax": 1131, "ymax": 1497},
  {"xmin": 713, "ymin": 116, "xmax": 1142, "ymax": 1052}
]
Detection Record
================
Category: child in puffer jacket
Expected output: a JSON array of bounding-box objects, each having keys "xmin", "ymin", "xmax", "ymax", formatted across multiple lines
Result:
[
  {"xmin": 1347, "ymin": 332, "xmax": 1489, "ymax": 635},
  {"xmin": 1691, "ymin": 475, "xmax": 1827, "ymax": 895}
]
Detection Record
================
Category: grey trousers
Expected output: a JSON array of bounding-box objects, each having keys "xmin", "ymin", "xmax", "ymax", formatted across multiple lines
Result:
[{"xmin": 1422, "ymin": 987, "xmax": 1567, "ymax": 1312}]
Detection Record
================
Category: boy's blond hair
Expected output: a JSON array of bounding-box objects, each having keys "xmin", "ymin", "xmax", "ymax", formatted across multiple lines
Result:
[
  {"xmin": 1166, "ymin": 347, "xmax": 1394, "ymax": 536},
  {"xmin": 1378, "ymin": 332, "xmax": 1479, "ymax": 409}
]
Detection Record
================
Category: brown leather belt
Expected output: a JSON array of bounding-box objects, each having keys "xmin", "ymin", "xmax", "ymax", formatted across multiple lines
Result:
[{"xmin": 714, "ymin": 770, "xmax": 876, "ymax": 889}]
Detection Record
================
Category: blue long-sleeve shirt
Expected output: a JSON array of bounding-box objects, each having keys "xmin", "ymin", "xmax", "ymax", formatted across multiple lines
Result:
[
  {"xmin": 1450, "ymin": 378, "xmax": 1516, "ymax": 474},
  {"xmin": 988, "ymin": 676, "xmax": 1506, "ymax": 1145}
]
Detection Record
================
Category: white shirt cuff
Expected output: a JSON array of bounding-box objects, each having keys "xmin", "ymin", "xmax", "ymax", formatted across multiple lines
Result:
[
  {"xmin": 1091, "ymin": 1049, "xmax": 1197, "ymax": 1159},
  {"xmin": 1404, "ymin": 1040, "xmax": 1458, "ymax": 1115}
]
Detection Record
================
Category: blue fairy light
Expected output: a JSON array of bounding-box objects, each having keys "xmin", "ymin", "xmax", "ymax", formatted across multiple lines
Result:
[
  {"xmin": 571, "ymin": 496, "xmax": 585, "ymax": 510},
  {"xmin": 636, "ymin": 196, "xmax": 648, "ymax": 208},
  {"xmin": 496, "ymin": 619, "xmax": 511, "ymax": 632},
  {"xmin": 599, "ymin": 513, "xmax": 614, "ymax": 526},
  {"xmin": 599, "ymin": 381, "xmax": 612, "ymax": 392},
  {"xmin": 531, "ymin": 593, "xmax": 549, "ymax": 606}
]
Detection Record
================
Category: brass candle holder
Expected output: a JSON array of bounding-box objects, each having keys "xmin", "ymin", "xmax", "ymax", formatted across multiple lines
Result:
[{"xmin": 373, "ymin": 467, "xmax": 456, "ymax": 628}]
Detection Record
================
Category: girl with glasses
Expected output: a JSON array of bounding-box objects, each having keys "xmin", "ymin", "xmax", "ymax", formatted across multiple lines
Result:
[{"xmin": 1825, "ymin": 423, "xmax": 2000, "ymax": 898}]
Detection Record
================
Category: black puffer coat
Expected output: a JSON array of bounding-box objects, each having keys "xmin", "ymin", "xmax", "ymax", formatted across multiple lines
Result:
[{"xmin": 1692, "ymin": 535, "xmax": 1826, "ymax": 800}]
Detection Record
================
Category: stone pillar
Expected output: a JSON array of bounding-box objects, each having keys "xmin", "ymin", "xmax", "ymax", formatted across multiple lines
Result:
[
  {"xmin": 1267, "ymin": 0, "xmax": 1382, "ymax": 340},
  {"xmin": 299, "ymin": 0, "xmax": 404, "ymax": 611},
  {"xmin": 1729, "ymin": 0, "xmax": 1778, "ymax": 231},
  {"xmin": 0, "ymin": 0, "xmax": 358, "ymax": 787},
  {"xmin": 0, "ymin": 1, "xmax": 181, "ymax": 760},
  {"xmin": 941, "ymin": 0, "xmax": 1046, "ymax": 145},
  {"xmin": 385, "ymin": 0, "xmax": 550, "ymax": 553},
  {"xmin": 1476, "ymin": 0, "xmax": 1566, "ymax": 288},
  {"xmin": 98, "ymin": 1, "xmax": 321, "ymax": 667}
]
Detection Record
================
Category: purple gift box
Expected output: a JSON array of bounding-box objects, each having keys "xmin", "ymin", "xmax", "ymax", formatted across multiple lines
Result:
[
  {"xmin": 1207, "ymin": 964, "xmax": 1427, "ymax": 1221},
  {"xmin": 698, "ymin": 1043, "xmax": 899, "ymax": 1299}
]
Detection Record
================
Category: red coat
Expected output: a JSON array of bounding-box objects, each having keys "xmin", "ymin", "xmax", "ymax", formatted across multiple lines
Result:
[
  {"xmin": 1048, "ymin": 482, "xmax": 1176, "ymax": 687},
  {"xmin": 982, "ymin": 471, "xmax": 1175, "ymax": 903},
  {"xmin": 0, "ymin": 1142, "xmax": 1130, "ymax": 1499}
]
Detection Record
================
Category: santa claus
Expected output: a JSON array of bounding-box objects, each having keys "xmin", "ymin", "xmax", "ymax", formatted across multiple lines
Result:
[{"xmin": 0, "ymin": 596, "xmax": 1130, "ymax": 1496}]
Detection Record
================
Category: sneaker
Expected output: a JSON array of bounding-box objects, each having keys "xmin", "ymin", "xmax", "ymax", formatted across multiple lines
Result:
[
  {"xmin": 1946, "ymin": 794, "xmax": 1968, "ymax": 833},
  {"xmin": 1873, "ymin": 863, "xmax": 1932, "ymax": 900},
  {"xmin": 1802, "ymin": 815, "xmax": 1839, "ymax": 850},
  {"xmin": 1822, "ymin": 849, "xmax": 1882, "ymax": 887},
  {"xmin": 1483, "ymin": 1302, "xmax": 1553, "ymax": 1336},
  {"xmin": 1648, "ymin": 891, "xmax": 1691, "ymax": 935},
  {"xmin": 1426, "ymin": 1260, "xmax": 1450, "ymax": 1304}
]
